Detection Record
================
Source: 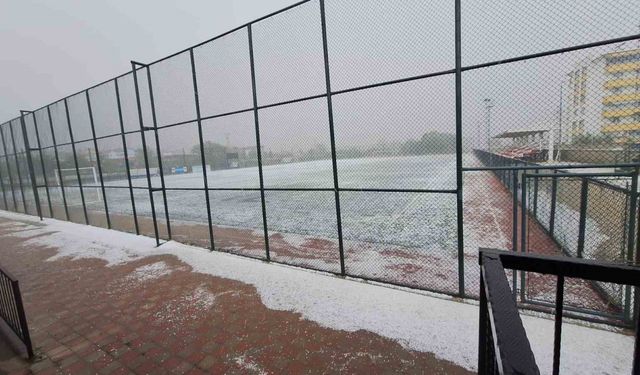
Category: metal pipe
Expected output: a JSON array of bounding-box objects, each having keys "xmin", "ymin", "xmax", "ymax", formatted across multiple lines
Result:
[
  {"xmin": 114, "ymin": 78, "xmax": 140, "ymax": 234},
  {"xmin": 455, "ymin": 0, "xmax": 465, "ymax": 297},
  {"xmin": 46, "ymin": 106, "xmax": 70, "ymax": 220},
  {"xmin": 63, "ymin": 98, "xmax": 89, "ymax": 224},
  {"xmin": 247, "ymin": 24, "xmax": 271, "ymax": 261},
  {"xmin": 31, "ymin": 112, "xmax": 53, "ymax": 217},
  {"xmin": 145, "ymin": 66, "xmax": 172, "ymax": 240},
  {"xmin": 85, "ymin": 91, "xmax": 111, "ymax": 228},
  {"xmin": 189, "ymin": 48, "xmax": 216, "ymax": 251},
  {"xmin": 18, "ymin": 111, "xmax": 42, "ymax": 219},
  {"xmin": 131, "ymin": 61, "xmax": 160, "ymax": 246},
  {"xmin": 319, "ymin": 0, "xmax": 346, "ymax": 276}
]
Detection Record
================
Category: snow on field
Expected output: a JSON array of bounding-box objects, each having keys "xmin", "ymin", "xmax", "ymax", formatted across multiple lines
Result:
[{"xmin": 0, "ymin": 210, "xmax": 634, "ymax": 374}]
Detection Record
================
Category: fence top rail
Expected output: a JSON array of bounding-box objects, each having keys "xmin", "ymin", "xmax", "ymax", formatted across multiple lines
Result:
[
  {"xmin": 463, "ymin": 163, "xmax": 640, "ymax": 172},
  {"xmin": 480, "ymin": 248, "xmax": 640, "ymax": 287},
  {"xmin": 481, "ymin": 252, "xmax": 540, "ymax": 375},
  {"xmin": 523, "ymin": 172, "xmax": 635, "ymax": 179}
]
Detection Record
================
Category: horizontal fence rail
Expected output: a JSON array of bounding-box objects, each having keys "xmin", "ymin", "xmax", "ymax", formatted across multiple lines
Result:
[{"xmin": 0, "ymin": 264, "xmax": 33, "ymax": 359}]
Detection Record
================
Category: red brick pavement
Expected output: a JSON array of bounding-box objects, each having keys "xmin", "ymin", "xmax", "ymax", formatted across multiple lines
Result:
[{"xmin": 0, "ymin": 217, "xmax": 472, "ymax": 375}]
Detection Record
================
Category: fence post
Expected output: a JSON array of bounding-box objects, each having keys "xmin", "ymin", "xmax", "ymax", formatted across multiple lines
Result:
[
  {"xmin": 0, "ymin": 158, "xmax": 8, "ymax": 210},
  {"xmin": 512, "ymin": 169, "xmax": 518, "ymax": 297},
  {"xmin": 520, "ymin": 170, "xmax": 527, "ymax": 301},
  {"xmin": 63, "ymin": 98, "xmax": 89, "ymax": 225},
  {"xmin": 0, "ymin": 127, "xmax": 18, "ymax": 212},
  {"xmin": 85, "ymin": 91, "xmax": 111, "ymax": 229},
  {"xmin": 549, "ymin": 170, "xmax": 558, "ymax": 236},
  {"xmin": 131, "ymin": 61, "xmax": 160, "ymax": 246},
  {"xmin": 189, "ymin": 48, "xmax": 216, "ymax": 251},
  {"xmin": 46, "ymin": 106, "xmax": 70, "ymax": 221},
  {"xmin": 31, "ymin": 113, "xmax": 54, "ymax": 217},
  {"xmin": 8, "ymin": 122, "xmax": 28, "ymax": 214},
  {"xmin": 478, "ymin": 261, "xmax": 488, "ymax": 373},
  {"xmin": 19, "ymin": 111, "xmax": 42, "ymax": 220},
  {"xmin": 576, "ymin": 178, "xmax": 589, "ymax": 259},
  {"xmin": 114, "ymin": 79, "xmax": 140, "ymax": 235},
  {"xmin": 319, "ymin": 0, "xmax": 346, "ymax": 276},
  {"xmin": 624, "ymin": 170, "xmax": 638, "ymax": 322},
  {"xmin": 533, "ymin": 168, "xmax": 539, "ymax": 217},
  {"xmin": 145, "ymin": 66, "xmax": 172, "ymax": 240},
  {"xmin": 454, "ymin": 0, "xmax": 465, "ymax": 297},
  {"xmin": 247, "ymin": 25, "xmax": 271, "ymax": 261}
]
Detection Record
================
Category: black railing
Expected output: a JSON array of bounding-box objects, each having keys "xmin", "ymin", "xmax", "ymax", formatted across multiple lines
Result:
[
  {"xmin": 0, "ymin": 264, "xmax": 33, "ymax": 359},
  {"xmin": 473, "ymin": 149, "xmax": 640, "ymax": 325},
  {"xmin": 479, "ymin": 248, "xmax": 640, "ymax": 375}
]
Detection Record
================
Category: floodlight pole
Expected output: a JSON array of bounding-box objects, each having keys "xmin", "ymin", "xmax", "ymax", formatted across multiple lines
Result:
[{"xmin": 484, "ymin": 98, "xmax": 494, "ymax": 153}]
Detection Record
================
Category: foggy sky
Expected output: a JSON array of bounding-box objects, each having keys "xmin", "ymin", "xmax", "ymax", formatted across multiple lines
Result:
[
  {"xmin": 1, "ymin": 0, "xmax": 638, "ymax": 153},
  {"xmin": 0, "ymin": 0, "xmax": 294, "ymax": 122}
]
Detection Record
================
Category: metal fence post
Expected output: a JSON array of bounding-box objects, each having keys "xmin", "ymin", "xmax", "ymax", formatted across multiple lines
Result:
[
  {"xmin": 549, "ymin": 170, "xmax": 558, "ymax": 236},
  {"xmin": 576, "ymin": 178, "xmax": 589, "ymax": 259},
  {"xmin": 189, "ymin": 48, "xmax": 216, "ymax": 251},
  {"xmin": 131, "ymin": 61, "xmax": 160, "ymax": 246},
  {"xmin": 31, "ymin": 113, "xmax": 54, "ymax": 217},
  {"xmin": 46, "ymin": 106, "xmax": 70, "ymax": 221},
  {"xmin": 145, "ymin": 66, "xmax": 172, "ymax": 240},
  {"xmin": 533, "ymin": 168, "xmax": 539, "ymax": 217},
  {"xmin": 19, "ymin": 111, "xmax": 42, "ymax": 220},
  {"xmin": 8, "ymin": 123, "xmax": 28, "ymax": 214},
  {"xmin": 0, "ymin": 128, "xmax": 18, "ymax": 212},
  {"xmin": 520, "ymin": 172, "xmax": 527, "ymax": 301},
  {"xmin": 247, "ymin": 24, "xmax": 271, "ymax": 261},
  {"xmin": 624, "ymin": 170, "xmax": 638, "ymax": 321},
  {"xmin": 455, "ymin": 0, "xmax": 465, "ymax": 297},
  {"xmin": 0, "ymin": 159, "xmax": 8, "ymax": 210},
  {"xmin": 512, "ymin": 169, "xmax": 518, "ymax": 296},
  {"xmin": 85, "ymin": 91, "xmax": 111, "ymax": 229},
  {"xmin": 319, "ymin": 0, "xmax": 346, "ymax": 276},
  {"xmin": 114, "ymin": 79, "xmax": 140, "ymax": 235},
  {"xmin": 63, "ymin": 98, "xmax": 89, "ymax": 225}
]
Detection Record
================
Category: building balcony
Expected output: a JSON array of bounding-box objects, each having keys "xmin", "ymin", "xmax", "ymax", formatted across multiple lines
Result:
[
  {"xmin": 604, "ymin": 77, "xmax": 640, "ymax": 89},
  {"xmin": 602, "ymin": 107, "xmax": 640, "ymax": 118},
  {"xmin": 605, "ymin": 61, "xmax": 640, "ymax": 73},
  {"xmin": 603, "ymin": 92, "xmax": 640, "ymax": 104},
  {"xmin": 601, "ymin": 122, "xmax": 640, "ymax": 132}
]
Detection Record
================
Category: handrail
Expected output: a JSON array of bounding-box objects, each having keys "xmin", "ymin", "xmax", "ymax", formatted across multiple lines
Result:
[{"xmin": 478, "ymin": 249, "xmax": 640, "ymax": 375}]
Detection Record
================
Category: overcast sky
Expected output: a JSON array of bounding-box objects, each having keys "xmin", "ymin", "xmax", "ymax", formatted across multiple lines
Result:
[
  {"xmin": 0, "ymin": 0, "xmax": 294, "ymax": 122},
  {"xmin": 1, "ymin": 0, "xmax": 637, "ymax": 153}
]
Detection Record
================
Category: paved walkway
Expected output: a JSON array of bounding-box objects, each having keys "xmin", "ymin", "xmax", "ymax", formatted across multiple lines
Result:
[{"xmin": 0, "ymin": 216, "xmax": 471, "ymax": 375}]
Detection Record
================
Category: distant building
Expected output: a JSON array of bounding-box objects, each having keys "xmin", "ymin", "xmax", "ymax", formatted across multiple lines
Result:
[{"xmin": 565, "ymin": 48, "xmax": 640, "ymax": 144}]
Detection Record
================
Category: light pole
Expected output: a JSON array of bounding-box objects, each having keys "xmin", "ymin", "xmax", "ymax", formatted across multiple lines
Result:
[{"xmin": 484, "ymin": 98, "xmax": 494, "ymax": 152}]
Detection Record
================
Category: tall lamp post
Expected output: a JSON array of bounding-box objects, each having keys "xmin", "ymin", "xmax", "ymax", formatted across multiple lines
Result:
[{"xmin": 484, "ymin": 98, "xmax": 494, "ymax": 153}]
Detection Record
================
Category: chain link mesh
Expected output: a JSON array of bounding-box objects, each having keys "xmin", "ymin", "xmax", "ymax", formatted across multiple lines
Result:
[{"xmin": 0, "ymin": 0, "xmax": 638, "ymax": 327}]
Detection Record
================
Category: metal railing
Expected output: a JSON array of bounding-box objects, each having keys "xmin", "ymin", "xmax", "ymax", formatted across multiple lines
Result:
[
  {"xmin": 0, "ymin": 264, "xmax": 33, "ymax": 359},
  {"xmin": 473, "ymin": 149, "xmax": 639, "ymax": 325},
  {"xmin": 478, "ymin": 248, "xmax": 640, "ymax": 375}
]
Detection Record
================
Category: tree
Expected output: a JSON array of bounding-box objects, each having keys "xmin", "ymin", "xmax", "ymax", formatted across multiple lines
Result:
[{"xmin": 193, "ymin": 141, "xmax": 227, "ymax": 170}]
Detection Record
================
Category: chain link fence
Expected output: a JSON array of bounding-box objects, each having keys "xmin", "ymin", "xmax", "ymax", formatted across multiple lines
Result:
[{"xmin": 0, "ymin": 0, "xmax": 639, "ymax": 325}]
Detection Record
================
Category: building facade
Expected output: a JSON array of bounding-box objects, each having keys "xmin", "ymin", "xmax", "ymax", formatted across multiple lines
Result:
[{"xmin": 565, "ymin": 48, "xmax": 640, "ymax": 145}]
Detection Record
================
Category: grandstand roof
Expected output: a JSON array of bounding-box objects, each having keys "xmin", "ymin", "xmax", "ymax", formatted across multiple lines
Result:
[{"xmin": 493, "ymin": 129, "xmax": 549, "ymax": 139}]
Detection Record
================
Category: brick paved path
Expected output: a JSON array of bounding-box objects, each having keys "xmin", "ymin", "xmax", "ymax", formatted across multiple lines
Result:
[{"xmin": 0, "ymin": 217, "xmax": 472, "ymax": 375}]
